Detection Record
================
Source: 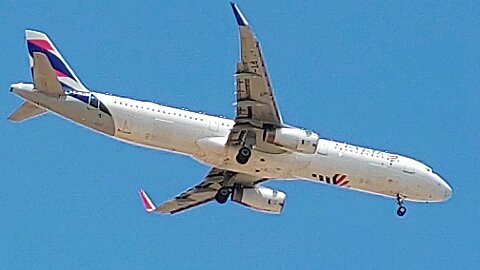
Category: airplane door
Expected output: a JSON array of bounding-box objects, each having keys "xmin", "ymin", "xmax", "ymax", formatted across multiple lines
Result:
[
  {"xmin": 317, "ymin": 141, "xmax": 329, "ymax": 155},
  {"xmin": 209, "ymin": 120, "xmax": 219, "ymax": 132},
  {"xmin": 86, "ymin": 94, "xmax": 102, "ymax": 122},
  {"xmin": 88, "ymin": 94, "xmax": 99, "ymax": 110}
]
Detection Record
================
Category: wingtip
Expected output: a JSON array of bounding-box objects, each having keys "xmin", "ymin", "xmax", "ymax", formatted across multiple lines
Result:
[
  {"xmin": 230, "ymin": 2, "xmax": 248, "ymax": 26},
  {"xmin": 138, "ymin": 189, "xmax": 156, "ymax": 213}
]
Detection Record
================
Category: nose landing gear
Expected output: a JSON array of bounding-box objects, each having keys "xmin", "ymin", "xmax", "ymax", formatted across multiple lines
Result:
[{"xmin": 396, "ymin": 193, "xmax": 407, "ymax": 217}]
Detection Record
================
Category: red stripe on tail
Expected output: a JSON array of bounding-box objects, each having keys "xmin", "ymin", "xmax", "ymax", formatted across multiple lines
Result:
[
  {"xmin": 28, "ymin": 39, "xmax": 54, "ymax": 51},
  {"xmin": 54, "ymin": 69, "xmax": 68, "ymax": 77}
]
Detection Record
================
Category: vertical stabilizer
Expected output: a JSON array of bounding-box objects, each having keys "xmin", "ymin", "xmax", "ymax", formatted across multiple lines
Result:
[{"xmin": 25, "ymin": 30, "xmax": 88, "ymax": 92}]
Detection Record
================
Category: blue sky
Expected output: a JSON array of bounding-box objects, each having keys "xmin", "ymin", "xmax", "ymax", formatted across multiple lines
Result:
[{"xmin": 1, "ymin": 1, "xmax": 479, "ymax": 269}]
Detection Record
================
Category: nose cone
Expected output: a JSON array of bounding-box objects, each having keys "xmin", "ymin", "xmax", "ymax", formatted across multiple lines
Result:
[{"xmin": 435, "ymin": 174, "xmax": 452, "ymax": 201}]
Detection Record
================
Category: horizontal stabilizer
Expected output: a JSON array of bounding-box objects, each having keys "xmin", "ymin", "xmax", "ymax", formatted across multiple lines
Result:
[
  {"xmin": 138, "ymin": 189, "xmax": 156, "ymax": 213},
  {"xmin": 33, "ymin": 52, "xmax": 64, "ymax": 96},
  {"xmin": 8, "ymin": 101, "xmax": 47, "ymax": 122}
]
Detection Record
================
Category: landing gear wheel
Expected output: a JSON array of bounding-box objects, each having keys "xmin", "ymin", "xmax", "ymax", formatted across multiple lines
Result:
[
  {"xmin": 395, "ymin": 193, "xmax": 407, "ymax": 217},
  {"xmin": 397, "ymin": 206, "xmax": 407, "ymax": 217},
  {"xmin": 235, "ymin": 147, "xmax": 252, "ymax": 165},
  {"xmin": 215, "ymin": 187, "xmax": 231, "ymax": 204}
]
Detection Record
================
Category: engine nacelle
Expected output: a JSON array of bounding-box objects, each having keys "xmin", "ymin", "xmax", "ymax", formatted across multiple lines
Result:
[
  {"xmin": 232, "ymin": 186, "xmax": 286, "ymax": 214},
  {"xmin": 265, "ymin": 127, "xmax": 319, "ymax": 154}
]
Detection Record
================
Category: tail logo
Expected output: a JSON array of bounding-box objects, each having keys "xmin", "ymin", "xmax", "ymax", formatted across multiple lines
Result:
[
  {"xmin": 25, "ymin": 30, "xmax": 86, "ymax": 91},
  {"xmin": 27, "ymin": 39, "xmax": 77, "ymax": 82}
]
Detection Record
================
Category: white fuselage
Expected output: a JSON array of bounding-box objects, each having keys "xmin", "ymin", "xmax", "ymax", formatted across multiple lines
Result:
[{"xmin": 11, "ymin": 83, "xmax": 452, "ymax": 203}]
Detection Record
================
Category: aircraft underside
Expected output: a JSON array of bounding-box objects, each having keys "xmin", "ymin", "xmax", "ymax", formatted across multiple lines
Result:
[{"xmin": 8, "ymin": 3, "xmax": 452, "ymax": 217}]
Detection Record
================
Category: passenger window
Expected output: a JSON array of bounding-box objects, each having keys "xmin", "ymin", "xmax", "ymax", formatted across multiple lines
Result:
[{"xmin": 89, "ymin": 95, "xmax": 99, "ymax": 108}]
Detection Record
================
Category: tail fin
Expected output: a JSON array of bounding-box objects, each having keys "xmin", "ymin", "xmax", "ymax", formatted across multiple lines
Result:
[
  {"xmin": 25, "ymin": 30, "xmax": 87, "ymax": 91},
  {"xmin": 8, "ymin": 101, "xmax": 47, "ymax": 122}
]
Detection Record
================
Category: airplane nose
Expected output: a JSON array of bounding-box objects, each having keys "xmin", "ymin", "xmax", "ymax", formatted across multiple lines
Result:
[
  {"xmin": 442, "ymin": 180, "xmax": 452, "ymax": 200},
  {"xmin": 436, "ymin": 174, "xmax": 452, "ymax": 201}
]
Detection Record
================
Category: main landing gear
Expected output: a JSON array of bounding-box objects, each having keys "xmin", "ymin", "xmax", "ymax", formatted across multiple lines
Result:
[
  {"xmin": 214, "ymin": 171, "xmax": 236, "ymax": 204},
  {"xmin": 396, "ymin": 193, "xmax": 407, "ymax": 217},
  {"xmin": 235, "ymin": 146, "xmax": 252, "ymax": 165},
  {"xmin": 215, "ymin": 187, "xmax": 232, "ymax": 204}
]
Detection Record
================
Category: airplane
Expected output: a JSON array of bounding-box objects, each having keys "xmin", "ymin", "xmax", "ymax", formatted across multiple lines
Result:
[{"xmin": 9, "ymin": 3, "xmax": 452, "ymax": 217}]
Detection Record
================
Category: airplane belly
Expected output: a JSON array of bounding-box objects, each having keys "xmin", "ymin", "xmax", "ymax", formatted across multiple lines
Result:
[
  {"xmin": 194, "ymin": 148, "xmax": 306, "ymax": 179},
  {"xmin": 295, "ymin": 152, "xmax": 444, "ymax": 202}
]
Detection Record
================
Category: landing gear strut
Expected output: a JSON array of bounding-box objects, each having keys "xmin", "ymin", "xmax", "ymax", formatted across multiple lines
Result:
[
  {"xmin": 215, "ymin": 187, "xmax": 231, "ymax": 204},
  {"xmin": 235, "ymin": 146, "xmax": 252, "ymax": 165},
  {"xmin": 396, "ymin": 193, "xmax": 407, "ymax": 217}
]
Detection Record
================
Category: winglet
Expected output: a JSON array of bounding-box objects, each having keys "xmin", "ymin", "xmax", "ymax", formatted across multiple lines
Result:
[
  {"xmin": 230, "ymin": 3, "xmax": 249, "ymax": 26},
  {"xmin": 138, "ymin": 189, "xmax": 156, "ymax": 213}
]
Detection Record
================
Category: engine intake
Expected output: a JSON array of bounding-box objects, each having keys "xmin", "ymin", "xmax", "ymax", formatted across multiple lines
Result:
[
  {"xmin": 232, "ymin": 186, "xmax": 286, "ymax": 214},
  {"xmin": 265, "ymin": 127, "xmax": 319, "ymax": 154}
]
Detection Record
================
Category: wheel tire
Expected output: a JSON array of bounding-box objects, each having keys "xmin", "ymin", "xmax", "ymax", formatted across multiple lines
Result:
[
  {"xmin": 240, "ymin": 147, "xmax": 251, "ymax": 157},
  {"xmin": 235, "ymin": 154, "xmax": 248, "ymax": 164},
  {"xmin": 396, "ymin": 206, "xmax": 407, "ymax": 217},
  {"xmin": 215, "ymin": 188, "xmax": 230, "ymax": 204},
  {"xmin": 236, "ymin": 147, "xmax": 251, "ymax": 165},
  {"xmin": 219, "ymin": 188, "xmax": 230, "ymax": 196}
]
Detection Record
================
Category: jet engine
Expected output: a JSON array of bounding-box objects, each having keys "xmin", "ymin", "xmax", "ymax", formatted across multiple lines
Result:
[
  {"xmin": 232, "ymin": 186, "xmax": 286, "ymax": 213},
  {"xmin": 265, "ymin": 127, "xmax": 319, "ymax": 154}
]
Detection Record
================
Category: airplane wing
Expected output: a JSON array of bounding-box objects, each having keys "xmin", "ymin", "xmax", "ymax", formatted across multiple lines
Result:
[
  {"xmin": 139, "ymin": 168, "xmax": 264, "ymax": 214},
  {"xmin": 230, "ymin": 3, "xmax": 282, "ymax": 128},
  {"xmin": 226, "ymin": 4, "xmax": 289, "ymax": 153}
]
